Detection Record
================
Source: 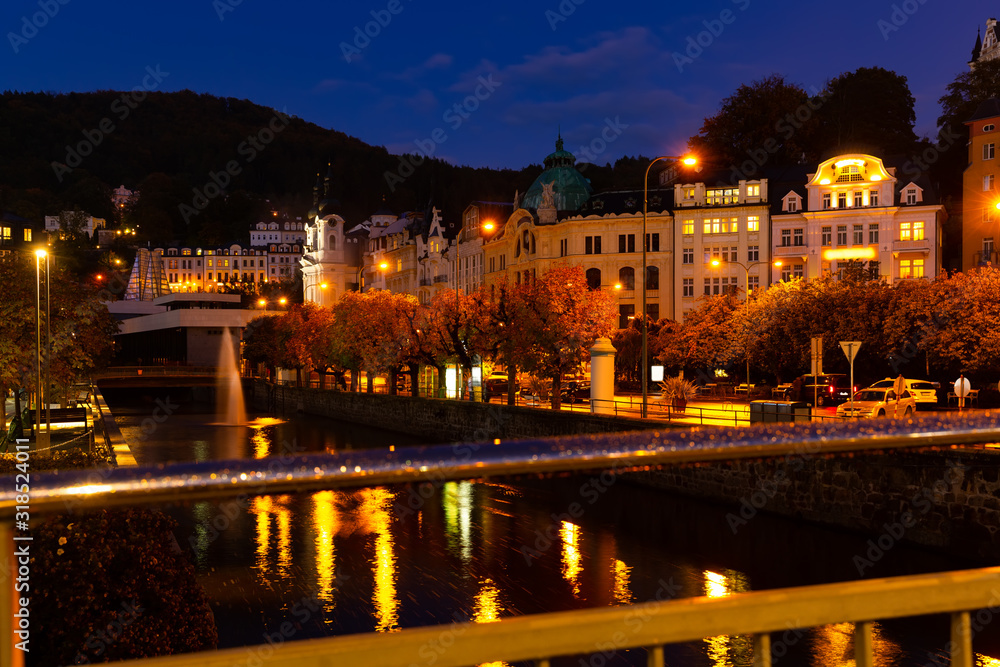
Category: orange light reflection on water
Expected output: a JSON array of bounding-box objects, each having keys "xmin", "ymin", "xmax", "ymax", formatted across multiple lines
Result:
[
  {"xmin": 560, "ymin": 521, "xmax": 582, "ymax": 597},
  {"xmin": 360, "ymin": 487, "xmax": 400, "ymax": 633},
  {"xmin": 312, "ymin": 491, "xmax": 339, "ymax": 608},
  {"xmin": 612, "ymin": 559, "xmax": 633, "ymax": 605},
  {"xmin": 810, "ymin": 622, "xmax": 902, "ymax": 667},
  {"xmin": 473, "ymin": 578, "xmax": 509, "ymax": 667},
  {"xmin": 702, "ymin": 569, "xmax": 753, "ymax": 667}
]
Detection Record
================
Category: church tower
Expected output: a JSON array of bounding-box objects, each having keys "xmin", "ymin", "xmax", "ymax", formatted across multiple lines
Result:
[{"xmin": 301, "ymin": 164, "xmax": 354, "ymax": 306}]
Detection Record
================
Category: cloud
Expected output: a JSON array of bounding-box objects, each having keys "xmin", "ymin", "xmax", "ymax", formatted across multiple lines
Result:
[
  {"xmin": 388, "ymin": 52, "xmax": 454, "ymax": 81},
  {"xmin": 312, "ymin": 78, "xmax": 379, "ymax": 95}
]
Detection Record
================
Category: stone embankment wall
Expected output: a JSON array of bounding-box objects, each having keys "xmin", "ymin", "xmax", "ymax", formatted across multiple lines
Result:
[
  {"xmin": 248, "ymin": 381, "xmax": 671, "ymax": 442},
  {"xmin": 630, "ymin": 448, "xmax": 1000, "ymax": 561}
]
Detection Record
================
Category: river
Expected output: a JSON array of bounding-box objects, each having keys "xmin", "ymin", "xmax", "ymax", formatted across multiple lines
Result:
[{"xmin": 105, "ymin": 389, "xmax": 999, "ymax": 667}]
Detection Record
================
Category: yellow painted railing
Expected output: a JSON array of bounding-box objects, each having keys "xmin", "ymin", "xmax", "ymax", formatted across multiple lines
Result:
[{"xmin": 4, "ymin": 412, "xmax": 1000, "ymax": 666}]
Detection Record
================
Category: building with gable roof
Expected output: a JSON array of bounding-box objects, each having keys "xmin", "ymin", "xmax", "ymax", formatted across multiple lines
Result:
[
  {"xmin": 301, "ymin": 167, "xmax": 364, "ymax": 306},
  {"xmin": 770, "ymin": 153, "xmax": 945, "ymax": 281},
  {"xmin": 969, "ymin": 19, "xmax": 1000, "ymax": 69}
]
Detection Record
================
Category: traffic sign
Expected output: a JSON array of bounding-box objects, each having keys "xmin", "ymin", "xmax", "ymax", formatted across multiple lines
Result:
[
  {"xmin": 811, "ymin": 336, "xmax": 823, "ymax": 376},
  {"xmin": 839, "ymin": 341, "xmax": 862, "ymax": 363},
  {"xmin": 893, "ymin": 375, "xmax": 906, "ymax": 396},
  {"xmin": 955, "ymin": 376, "xmax": 970, "ymax": 398}
]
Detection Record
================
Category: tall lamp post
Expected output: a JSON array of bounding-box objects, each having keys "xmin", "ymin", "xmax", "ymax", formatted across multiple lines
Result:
[
  {"xmin": 642, "ymin": 155, "xmax": 696, "ymax": 418},
  {"xmin": 711, "ymin": 258, "xmax": 782, "ymax": 388},
  {"xmin": 34, "ymin": 249, "xmax": 50, "ymax": 448}
]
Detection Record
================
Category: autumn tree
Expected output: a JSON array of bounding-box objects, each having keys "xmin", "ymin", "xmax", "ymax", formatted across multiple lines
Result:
[
  {"xmin": 657, "ymin": 295, "xmax": 740, "ymax": 381},
  {"xmin": 242, "ymin": 314, "xmax": 283, "ymax": 381},
  {"xmin": 515, "ymin": 265, "xmax": 616, "ymax": 409},
  {"xmin": 423, "ymin": 288, "xmax": 485, "ymax": 399},
  {"xmin": 331, "ymin": 290, "xmax": 418, "ymax": 393},
  {"xmin": 472, "ymin": 279, "xmax": 530, "ymax": 404}
]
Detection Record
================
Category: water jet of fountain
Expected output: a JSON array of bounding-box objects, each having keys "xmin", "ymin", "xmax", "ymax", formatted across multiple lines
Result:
[{"xmin": 216, "ymin": 327, "xmax": 247, "ymax": 426}]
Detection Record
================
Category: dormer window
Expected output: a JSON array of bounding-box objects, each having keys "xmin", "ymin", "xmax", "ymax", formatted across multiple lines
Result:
[
  {"xmin": 786, "ymin": 195, "xmax": 798, "ymax": 213},
  {"xmin": 906, "ymin": 189, "xmax": 917, "ymax": 205},
  {"xmin": 836, "ymin": 165, "xmax": 864, "ymax": 183},
  {"xmin": 986, "ymin": 124, "xmax": 996, "ymax": 132}
]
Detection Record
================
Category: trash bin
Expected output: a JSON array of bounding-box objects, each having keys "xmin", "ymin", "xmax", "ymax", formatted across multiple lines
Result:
[{"xmin": 749, "ymin": 400, "xmax": 811, "ymax": 424}]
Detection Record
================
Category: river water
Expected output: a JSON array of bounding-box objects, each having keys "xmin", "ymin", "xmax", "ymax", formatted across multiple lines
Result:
[{"xmin": 106, "ymin": 390, "xmax": 1000, "ymax": 667}]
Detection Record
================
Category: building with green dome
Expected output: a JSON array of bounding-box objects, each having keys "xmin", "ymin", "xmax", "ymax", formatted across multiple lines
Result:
[{"xmin": 521, "ymin": 135, "xmax": 593, "ymax": 214}]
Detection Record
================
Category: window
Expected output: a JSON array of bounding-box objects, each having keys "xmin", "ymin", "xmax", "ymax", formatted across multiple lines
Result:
[
  {"xmin": 703, "ymin": 218, "xmax": 736, "ymax": 234},
  {"xmin": 985, "ymin": 175, "xmax": 995, "ymax": 191},
  {"xmin": 986, "ymin": 124, "xmax": 996, "ymax": 132},
  {"xmin": 822, "ymin": 226, "xmax": 832, "ymax": 246},
  {"xmin": 646, "ymin": 266, "xmax": 659, "ymax": 290},
  {"xmin": 853, "ymin": 225, "xmax": 863, "ymax": 245},
  {"xmin": 647, "ymin": 304, "xmax": 659, "ymax": 321},
  {"xmin": 781, "ymin": 264, "xmax": 791, "ymax": 281},
  {"xmin": 787, "ymin": 198, "xmax": 798, "ymax": 213},
  {"xmin": 684, "ymin": 188, "xmax": 695, "ymax": 199},
  {"xmin": 900, "ymin": 222, "xmax": 912, "ymax": 241},
  {"xmin": 748, "ymin": 245, "xmax": 759, "ymax": 262},
  {"xmin": 835, "ymin": 225, "xmax": 846, "ymax": 245},
  {"xmin": 748, "ymin": 275, "xmax": 759, "ymax": 293},
  {"xmin": 870, "ymin": 190, "xmax": 879, "ymax": 206},
  {"xmin": 585, "ymin": 236, "xmax": 601, "ymax": 254},
  {"xmin": 586, "ymin": 268, "xmax": 601, "ymax": 289},
  {"xmin": 682, "ymin": 248, "xmax": 694, "ymax": 264},
  {"xmin": 906, "ymin": 189, "xmax": 917, "ymax": 205},
  {"xmin": 912, "ymin": 221, "xmax": 925, "ymax": 241},
  {"xmin": 682, "ymin": 220, "xmax": 694, "ymax": 235},
  {"xmin": 793, "ymin": 264, "xmax": 804, "ymax": 279},
  {"xmin": 900, "ymin": 258, "xmax": 925, "ymax": 278},
  {"xmin": 747, "ymin": 184, "xmax": 760, "ymax": 197},
  {"xmin": 618, "ymin": 234, "xmax": 635, "ymax": 253},
  {"xmin": 854, "ymin": 191, "xmax": 863, "ymax": 207},
  {"xmin": 706, "ymin": 188, "xmax": 738, "ymax": 205},
  {"xmin": 837, "ymin": 192, "xmax": 847, "ymax": 208},
  {"xmin": 500, "ymin": 255, "xmax": 505, "ymax": 270},
  {"xmin": 793, "ymin": 229, "xmax": 804, "ymax": 246},
  {"xmin": 618, "ymin": 304, "xmax": 635, "ymax": 329},
  {"xmin": 618, "ymin": 266, "xmax": 635, "ymax": 290},
  {"xmin": 823, "ymin": 194, "xmax": 831, "ymax": 209},
  {"xmin": 23, "ymin": 229, "xmax": 31, "ymax": 242},
  {"xmin": 747, "ymin": 215, "xmax": 759, "ymax": 232},
  {"xmin": 645, "ymin": 233, "xmax": 659, "ymax": 252},
  {"xmin": 780, "ymin": 229, "xmax": 791, "ymax": 247},
  {"xmin": 560, "ymin": 239, "xmax": 568, "ymax": 257},
  {"xmin": 836, "ymin": 165, "xmax": 863, "ymax": 183},
  {"xmin": 713, "ymin": 277, "xmax": 721, "ymax": 295},
  {"xmin": 868, "ymin": 260, "xmax": 880, "ymax": 278},
  {"xmin": 704, "ymin": 278, "xmax": 711, "ymax": 296},
  {"xmin": 869, "ymin": 224, "xmax": 879, "ymax": 244},
  {"xmin": 984, "ymin": 237, "xmax": 995, "ymax": 262},
  {"xmin": 683, "ymin": 278, "xmax": 694, "ymax": 297},
  {"xmin": 985, "ymin": 143, "xmax": 996, "ymax": 160},
  {"xmin": 721, "ymin": 276, "xmax": 732, "ymax": 295}
]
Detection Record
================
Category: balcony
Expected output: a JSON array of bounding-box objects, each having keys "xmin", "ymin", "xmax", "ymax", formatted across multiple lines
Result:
[
  {"xmin": 893, "ymin": 239, "xmax": 931, "ymax": 253},
  {"xmin": 433, "ymin": 275, "xmax": 450, "ymax": 284},
  {"xmin": 774, "ymin": 244, "xmax": 808, "ymax": 258}
]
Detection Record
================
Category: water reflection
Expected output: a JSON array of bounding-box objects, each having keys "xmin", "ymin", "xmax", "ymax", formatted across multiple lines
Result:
[
  {"xmin": 561, "ymin": 521, "xmax": 583, "ymax": 597},
  {"xmin": 612, "ymin": 559, "xmax": 633, "ymax": 605},
  {"xmin": 702, "ymin": 569, "xmax": 752, "ymax": 667},
  {"xmin": 250, "ymin": 495, "xmax": 293, "ymax": 577},
  {"xmin": 312, "ymin": 491, "xmax": 338, "ymax": 609},
  {"xmin": 443, "ymin": 481, "xmax": 474, "ymax": 562},
  {"xmin": 474, "ymin": 578, "xmax": 510, "ymax": 667},
  {"xmin": 810, "ymin": 622, "xmax": 902, "ymax": 667},
  {"xmin": 360, "ymin": 488, "xmax": 400, "ymax": 633}
]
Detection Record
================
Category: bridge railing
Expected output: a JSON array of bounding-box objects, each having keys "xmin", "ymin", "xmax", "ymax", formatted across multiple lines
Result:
[
  {"xmin": 92, "ymin": 365, "xmax": 219, "ymax": 378},
  {"xmin": 4, "ymin": 413, "xmax": 1000, "ymax": 666}
]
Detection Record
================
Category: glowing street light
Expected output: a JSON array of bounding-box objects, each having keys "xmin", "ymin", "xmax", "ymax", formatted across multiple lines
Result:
[
  {"xmin": 34, "ymin": 248, "xmax": 50, "ymax": 447},
  {"xmin": 641, "ymin": 154, "xmax": 697, "ymax": 418}
]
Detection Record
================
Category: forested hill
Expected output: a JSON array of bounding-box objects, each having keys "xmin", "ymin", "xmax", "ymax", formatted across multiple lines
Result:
[{"xmin": 0, "ymin": 89, "xmax": 586, "ymax": 245}]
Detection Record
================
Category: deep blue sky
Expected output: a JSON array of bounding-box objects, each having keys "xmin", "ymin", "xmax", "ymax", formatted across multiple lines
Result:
[{"xmin": 0, "ymin": 0, "xmax": 993, "ymax": 169}]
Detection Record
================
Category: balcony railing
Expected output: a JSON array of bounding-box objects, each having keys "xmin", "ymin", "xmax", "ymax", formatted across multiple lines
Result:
[
  {"xmin": 4, "ymin": 413, "xmax": 1000, "ymax": 666},
  {"xmin": 894, "ymin": 238, "xmax": 932, "ymax": 252}
]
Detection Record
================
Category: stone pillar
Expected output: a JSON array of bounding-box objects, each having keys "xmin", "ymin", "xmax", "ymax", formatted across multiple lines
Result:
[{"xmin": 589, "ymin": 337, "xmax": 616, "ymax": 415}]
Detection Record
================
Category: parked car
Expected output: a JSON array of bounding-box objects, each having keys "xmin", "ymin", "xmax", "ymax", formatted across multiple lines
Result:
[
  {"xmin": 483, "ymin": 373, "xmax": 518, "ymax": 401},
  {"xmin": 836, "ymin": 388, "xmax": 917, "ymax": 419},
  {"xmin": 866, "ymin": 377, "xmax": 938, "ymax": 409},
  {"xmin": 560, "ymin": 381, "xmax": 591, "ymax": 404},
  {"xmin": 787, "ymin": 374, "xmax": 855, "ymax": 406}
]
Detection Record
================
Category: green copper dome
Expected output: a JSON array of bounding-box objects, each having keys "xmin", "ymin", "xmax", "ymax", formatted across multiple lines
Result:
[{"xmin": 522, "ymin": 135, "xmax": 592, "ymax": 213}]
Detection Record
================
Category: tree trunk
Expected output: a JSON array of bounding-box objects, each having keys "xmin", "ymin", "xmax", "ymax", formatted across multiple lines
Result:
[
  {"xmin": 318, "ymin": 371, "xmax": 327, "ymax": 391},
  {"xmin": 409, "ymin": 366, "xmax": 420, "ymax": 398},
  {"xmin": 436, "ymin": 365, "xmax": 446, "ymax": 398},
  {"xmin": 13, "ymin": 388, "xmax": 23, "ymax": 440},
  {"xmin": 389, "ymin": 368, "xmax": 398, "ymax": 395},
  {"xmin": 505, "ymin": 362, "xmax": 518, "ymax": 406},
  {"xmin": 366, "ymin": 371, "xmax": 373, "ymax": 393},
  {"xmin": 551, "ymin": 373, "xmax": 562, "ymax": 410},
  {"xmin": 350, "ymin": 369, "xmax": 359, "ymax": 392},
  {"xmin": 0, "ymin": 383, "xmax": 6, "ymax": 434}
]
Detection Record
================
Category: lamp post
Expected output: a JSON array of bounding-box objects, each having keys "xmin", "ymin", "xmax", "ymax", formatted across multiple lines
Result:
[
  {"xmin": 642, "ymin": 155, "xmax": 696, "ymax": 418},
  {"xmin": 33, "ymin": 249, "xmax": 49, "ymax": 448},
  {"xmin": 710, "ymin": 258, "xmax": 782, "ymax": 388}
]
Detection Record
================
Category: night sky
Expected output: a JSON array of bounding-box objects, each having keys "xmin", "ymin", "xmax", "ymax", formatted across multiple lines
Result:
[{"xmin": 0, "ymin": 0, "xmax": 993, "ymax": 169}]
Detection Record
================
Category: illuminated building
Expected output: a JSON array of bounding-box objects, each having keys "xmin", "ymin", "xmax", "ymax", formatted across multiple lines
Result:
[{"xmin": 962, "ymin": 98, "xmax": 1000, "ymax": 270}]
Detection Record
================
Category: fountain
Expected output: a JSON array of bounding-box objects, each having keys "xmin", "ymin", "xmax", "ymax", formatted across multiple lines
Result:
[{"xmin": 216, "ymin": 327, "xmax": 247, "ymax": 426}]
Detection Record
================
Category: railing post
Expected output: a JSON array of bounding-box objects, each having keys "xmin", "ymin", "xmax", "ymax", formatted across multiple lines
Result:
[
  {"xmin": 854, "ymin": 621, "xmax": 874, "ymax": 667},
  {"xmin": 646, "ymin": 645, "xmax": 664, "ymax": 667},
  {"xmin": 950, "ymin": 611, "xmax": 973, "ymax": 667},
  {"xmin": 753, "ymin": 633, "xmax": 771, "ymax": 667}
]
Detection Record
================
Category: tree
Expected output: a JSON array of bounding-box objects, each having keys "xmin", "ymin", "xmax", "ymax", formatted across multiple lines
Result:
[
  {"xmin": 331, "ymin": 290, "xmax": 417, "ymax": 393},
  {"xmin": 421, "ymin": 288, "xmax": 484, "ymax": 399},
  {"xmin": 242, "ymin": 314, "xmax": 283, "ymax": 380},
  {"xmin": 515, "ymin": 265, "xmax": 616, "ymax": 409},
  {"xmin": 688, "ymin": 74, "xmax": 819, "ymax": 177},
  {"xmin": 938, "ymin": 59, "xmax": 1000, "ymax": 139},
  {"xmin": 657, "ymin": 295, "xmax": 740, "ymax": 380},
  {"xmin": 815, "ymin": 67, "xmax": 918, "ymax": 156}
]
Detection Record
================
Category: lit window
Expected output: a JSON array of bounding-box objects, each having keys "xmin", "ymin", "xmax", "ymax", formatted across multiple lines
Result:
[
  {"xmin": 23, "ymin": 229, "xmax": 31, "ymax": 242},
  {"xmin": 682, "ymin": 220, "xmax": 694, "ymax": 235},
  {"xmin": 397, "ymin": 259, "xmax": 402, "ymax": 272},
  {"xmin": 985, "ymin": 143, "xmax": 996, "ymax": 160},
  {"xmin": 747, "ymin": 184, "xmax": 760, "ymax": 197},
  {"xmin": 836, "ymin": 165, "xmax": 864, "ymax": 183},
  {"xmin": 684, "ymin": 188, "xmax": 695, "ymax": 199},
  {"xmin": 747, "ymin": 216, "xmax": 759, "ymax": 232},
  {"xmin": 900, "ymin": 258, "xmax": 924, "ymax": 278},
  {"xmin": 900, "ymin": 222, "xmax": 912, "ymax": 241},
  {"xmin": 912, "ymin": 221, "xmax": 925, "ymax": 241}
]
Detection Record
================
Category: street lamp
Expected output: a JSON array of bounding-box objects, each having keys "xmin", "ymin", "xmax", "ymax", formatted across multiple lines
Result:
[
  {"xmin": 34, "ymin": 249, "xmax": 50, "ymax": 448},
  {"xmin": 642, "ymin": 155, "xmax": 696, "ymax": 418},
  {"xmin": 710, "ymin": 258, "xmax": 782, "ymax": 387}
]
